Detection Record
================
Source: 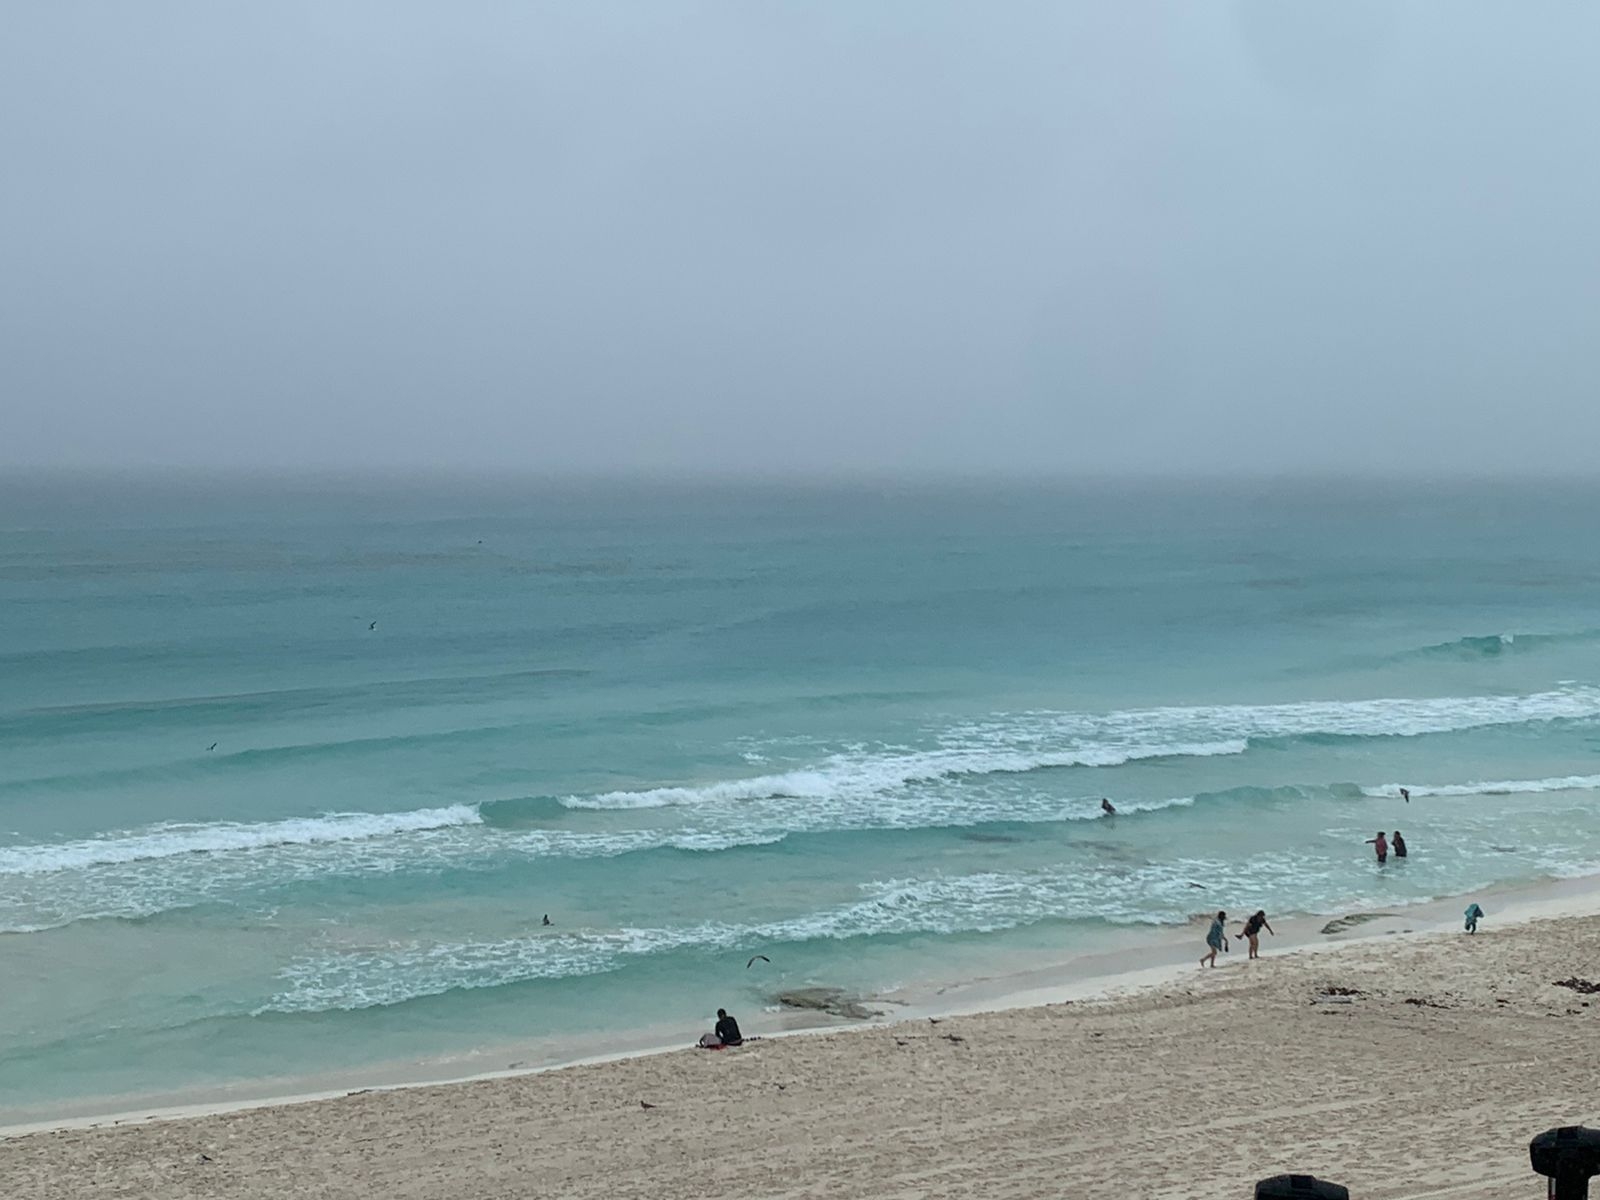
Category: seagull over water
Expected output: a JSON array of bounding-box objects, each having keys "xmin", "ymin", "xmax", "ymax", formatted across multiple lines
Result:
[
  {"xmin": 207, "ymin": 743, "xmax": 217, "ymax": 752},
  {"xmin": 368, "ymin": 621, "xmax": 378, "ymax": 631}
]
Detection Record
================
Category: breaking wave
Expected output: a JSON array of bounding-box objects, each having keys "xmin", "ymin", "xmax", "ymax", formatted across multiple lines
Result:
[
  {"xmin": 256, "ymin": 847, "xmax": 1404, "ymax": 1015},
  {"xmin": 1391, "ymin": 630, "xmax": 1600, "ymax": 663},
  {"xmin": 562, "ymin": 740, "xmax": 1245, "ymax": 810},
  {"xmin": 0, "ymin": 805, "xmax": 483, "ymax": 876},
  {"xmin": 562, "ymin": 686, "xmax": 1600, "ymax": 810},
  {"xmin": 1362, "ymin": 775, "xmax": 1600, "ymax": 799}
]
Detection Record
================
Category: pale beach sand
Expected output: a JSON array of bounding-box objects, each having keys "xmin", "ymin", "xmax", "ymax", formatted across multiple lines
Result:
[{"xmin": 5, "ymin": 893, "xmax": 1600, "ymax": 1199}]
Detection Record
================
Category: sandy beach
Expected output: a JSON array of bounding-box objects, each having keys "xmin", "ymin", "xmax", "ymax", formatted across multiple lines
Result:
[{"xmin": 6, "ymin": 888, "xmax": 1599, "ymax": 1200}]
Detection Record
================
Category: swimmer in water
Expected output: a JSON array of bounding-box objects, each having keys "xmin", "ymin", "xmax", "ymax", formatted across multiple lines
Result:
[{"xmin": 1100, "ymin": 798, "xmax": 1117, "ymax": 816}]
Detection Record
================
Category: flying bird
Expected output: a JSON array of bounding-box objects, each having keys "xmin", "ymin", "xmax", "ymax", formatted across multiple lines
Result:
[
  {"xmin": 368, "ymin": 621, "xmax": 378, "ymax": 631},
  {"xmin": 746, "ymin": 954, "xmax": 770, "ymax": 969},
  {"xmin": 207, "ymin": 743, "xmax": 217, "ymax": 752}
]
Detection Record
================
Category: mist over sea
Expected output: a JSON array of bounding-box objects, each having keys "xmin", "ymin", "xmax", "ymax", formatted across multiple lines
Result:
[{"xmin": 4, "ymin": 476, "xmax": 1599, "ymax": 1116}]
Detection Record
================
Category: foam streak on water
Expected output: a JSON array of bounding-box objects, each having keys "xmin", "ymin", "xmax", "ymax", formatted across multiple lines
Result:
[{"xmin": 0, "ymin": 806, "xmax": 483, "ymax": 876}]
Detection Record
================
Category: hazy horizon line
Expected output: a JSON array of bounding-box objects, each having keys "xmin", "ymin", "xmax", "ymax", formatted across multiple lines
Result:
[{"xmin": 6, "ymin": 463, "xmax": 1600, "ymax": 489}]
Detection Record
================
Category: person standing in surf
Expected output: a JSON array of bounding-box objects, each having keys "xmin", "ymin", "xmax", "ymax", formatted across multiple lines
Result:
[
  {"xmin": 1365, "ymin": 831, "xmax": 1388, "ymax": 864},
  {"xmin": 1236, "ymin": 910, "xmax": 1274, "ymax": 959},
  {"xmin": 1391, "ymin": 830, "xmax": 1408, "ymax": 859},
  {"xmin": 1200, "ymin": 910, "xmax": 1228, "ymax": 968}
]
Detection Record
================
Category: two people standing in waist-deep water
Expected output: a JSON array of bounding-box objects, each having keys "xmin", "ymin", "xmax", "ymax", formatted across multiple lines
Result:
[
  {"xmin": 1200, "ymin": 910, "xmax": 1229, "ymax": 968},
  {"xmin": 1236, "ymin": 910, "xmax": 1274, "ymax": 959},
  {"xmin": 1365, "ymin": 830, "xmax": 1409, "ymax": 863}
]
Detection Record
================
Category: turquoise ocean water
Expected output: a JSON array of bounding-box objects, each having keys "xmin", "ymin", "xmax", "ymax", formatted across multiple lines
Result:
[{"xmin": 3, "ymin": 477, "xmax": 1600, "ymax": 1118}]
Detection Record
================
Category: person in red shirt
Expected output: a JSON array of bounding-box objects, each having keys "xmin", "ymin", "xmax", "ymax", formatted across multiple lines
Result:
[{"xmin": 1365, "ymin": 831, "xmax": 1388, "ymax": 864}]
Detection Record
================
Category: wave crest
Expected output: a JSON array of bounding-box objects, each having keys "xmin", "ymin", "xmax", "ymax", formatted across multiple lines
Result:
[
  {"xmin": 1362, "ymin": 775, "xmax": 1600, "ymax": 799},
  {"xmin": 0, "ymin": 805, "xmax": 483, "ymax": 876},
  {"xmin": 1396, "ymin": 629, "xmax": 1600, "ymax": 662},
  {"xmin": 561, "ymin": 685, "xmax": 1600, "ymax": 810},
  {"xmin": 563, "ymin": 740, "xmax": 1246, "ymax": 810}
]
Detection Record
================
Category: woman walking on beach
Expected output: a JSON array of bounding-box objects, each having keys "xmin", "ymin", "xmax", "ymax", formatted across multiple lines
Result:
[
  {"xmin": 1237, "ymin": 910, "xmax": 1274, "ymax": 959},
  {"xmin": 1200, "ymin": 910, "xmax": 1228, "ymax": 968}
]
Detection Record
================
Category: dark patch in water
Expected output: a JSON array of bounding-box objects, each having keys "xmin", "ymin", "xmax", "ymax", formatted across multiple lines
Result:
[
  {"xmin": 773, "ymin": 987, "xmax": 881, "ymax": 1020},
  {"xmin": 1320, "ymin": 912, "xmax": 1397, "ymax": 935}
]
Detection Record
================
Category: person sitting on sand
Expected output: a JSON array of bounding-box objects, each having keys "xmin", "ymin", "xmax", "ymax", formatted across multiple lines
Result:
[
  {"xmin": 1200, "ymin": 910, "xmax": 1228, "ymax": 968},
  {"xmin": 714, "ymin": 1008, "xmax": 743, "ymax": 1046},
  {"xmin": 1100, "ymin": 798, "xmax": 1116, "ymax": 816},
  {"xmin": 1464, "ymin": 902, "xmax": 1484, "ymax": 934},
  {"xmin": 698, "ymin": 1007, "xmax": 743, "ymax": 1049},
  {"xmin": 1365, "ymin": 831, "xmax": 1388, "ymax": 864},
  {"xmin": 1236, "ymin": 909, "xmax": 1274, "ymax": 959},
  {"xmin": 1392, "ymin": 830, "xmax": 1407, "ymax": 859}
]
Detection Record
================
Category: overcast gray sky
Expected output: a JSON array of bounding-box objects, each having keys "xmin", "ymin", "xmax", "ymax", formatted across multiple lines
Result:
[{"xmin": 3, "ymin": 3, "xmax": 1597, "ymax": 477}]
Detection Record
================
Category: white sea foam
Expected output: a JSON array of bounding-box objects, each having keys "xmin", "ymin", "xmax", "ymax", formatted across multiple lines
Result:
[
  {"xmin": 1362, "ymin": 775, "xmax": 1600, "ymax": 799},
  {"xmin": 0, "ymin": 804, "xmax": 483, "ymax": 876},
  {"xmin": 560, "ymin": 685, "xmax": 1600, "ymax": 812},
  {"xmin": 961, "ymin": 686, "xmax": 1600, "ymax": 747},
  {"xmin": 259, "ymin": 849, "xmax": 1355, "ymax": 1013},
  {"xmin": 563, "ymin": 740, "xmax": 1249, "ymax": 810}
]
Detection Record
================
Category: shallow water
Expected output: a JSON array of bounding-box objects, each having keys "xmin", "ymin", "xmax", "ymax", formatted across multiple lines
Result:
[{"xmin": 3, "ymin": 476, "xmax": 1599, "ymax": 1114}]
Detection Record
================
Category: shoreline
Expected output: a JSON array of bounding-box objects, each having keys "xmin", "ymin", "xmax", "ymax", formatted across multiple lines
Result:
[
  {"xmin": 7, "ymin": 866, "xmax": 1599, "ymax": 1139},
  {"xmin": 10, "ymin": 884, "xmax": 1600, "ymax": 1199}
]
